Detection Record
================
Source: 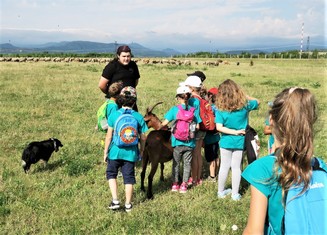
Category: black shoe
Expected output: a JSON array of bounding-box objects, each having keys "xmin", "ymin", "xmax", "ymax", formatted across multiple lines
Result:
[
  {"xmin": 124, "ymin": 203, "xmax": 133, "ymax": 212},
  {"xmin": 108, "ymin": 201, "xmax": 120, "ymax": 210}
]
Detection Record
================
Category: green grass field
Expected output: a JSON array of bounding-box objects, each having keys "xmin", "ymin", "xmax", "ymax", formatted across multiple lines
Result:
[{"xmin": 0, "ymin": 58, "xmax": 326, "ymax": 234}]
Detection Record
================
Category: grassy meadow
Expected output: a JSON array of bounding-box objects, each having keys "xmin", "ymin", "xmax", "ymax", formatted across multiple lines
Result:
[{"xmin": 0, "ymin": 58, "xmax": 326, "ymax": 234}]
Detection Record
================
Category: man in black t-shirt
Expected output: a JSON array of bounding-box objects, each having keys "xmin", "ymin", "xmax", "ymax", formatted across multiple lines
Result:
[{"xmin": 99, "ymin": 45, "xmax": 140, "ymax": 111}]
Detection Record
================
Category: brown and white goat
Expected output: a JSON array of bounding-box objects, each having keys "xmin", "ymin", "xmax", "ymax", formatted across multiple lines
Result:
[{"xmin": 141, "ymin": 102, "xmax": 173, "ymax": 199}]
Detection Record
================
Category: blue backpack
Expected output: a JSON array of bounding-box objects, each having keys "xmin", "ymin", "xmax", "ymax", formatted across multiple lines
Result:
[
  {"xmin": 283, "ymin": 157, "xmax": 327, "ymax": 235},
  {"xmin": 113, "ymin": 109, "xmax": 139, "ymax": 147}
]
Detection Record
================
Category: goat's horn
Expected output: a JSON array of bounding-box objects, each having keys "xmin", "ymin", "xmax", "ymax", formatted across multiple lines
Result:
[{"xmin": 147, "ymin": 102, "xmax": 163, "ymax": 113}]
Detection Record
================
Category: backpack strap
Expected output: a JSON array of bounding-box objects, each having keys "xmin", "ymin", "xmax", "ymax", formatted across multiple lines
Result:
[
  {"xmin": 177, "ymin": 104, "xmax": 195, "ymax": 112},
  {"xmin": 192, "ymin": 93, "xmax": 201, "ymax": 99},
  {"xmin": 312, "ymin": 157, "xmax": 327, "ymax": 172}
]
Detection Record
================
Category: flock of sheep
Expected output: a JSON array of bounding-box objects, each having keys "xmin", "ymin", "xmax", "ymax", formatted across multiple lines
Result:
[{"xmin": 0, "ymin": 56, "xmax": 247, "ymax": 66}]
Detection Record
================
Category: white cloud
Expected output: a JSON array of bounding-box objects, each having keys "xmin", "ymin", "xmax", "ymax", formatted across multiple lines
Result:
[{"xmin": 0, "ymin": 0, "xmax": 325, "ymax": 50}]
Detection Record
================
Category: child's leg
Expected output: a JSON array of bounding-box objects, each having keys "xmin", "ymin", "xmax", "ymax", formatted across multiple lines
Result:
[
  {"xmin": 209, "ymin": 160, "xmax": 216, "ymax": 177},
  {"xmin": 218, "ymin": 148, "xmax": 232, "ymax": 192},
  {"xmin": 215, "ymin": 157, "xmax": 220, "ymax": 176},
  {"xmin": 192, "ymin": 138, "xmax": 203, "ymax": 182},
  {"xmin": 109, "ymin": 179, "xmax": 118, "ymax": 200},
  {"xmin": 106, "ymin": 160, "xmax": 120, "ymax": 201},
  {"xmin": 125, "ymin": 184, "xmax": 133, "ymax": 205},
  {"xmin": 121, "ymin": 161, "xmax": 136, "ymax": 205},
  {"xmin": 182, "ymin": 147, "xmax": 193, "ymax": 183},
  {"xmin": 196, "ymin": 139, "xmax": 203, "ymax": 181},
  {"xmin": 230, "ymin": 150, "xmax": 243, "ymax": 195},
  {"xmin": 173, "ymin": 147, "xmax": 182, "ymax": 183}
]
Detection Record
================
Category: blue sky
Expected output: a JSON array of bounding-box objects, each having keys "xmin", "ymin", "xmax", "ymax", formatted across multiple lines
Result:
[{"xmin": 0, "ymin": 0, "xmax": 326, "ymax": 52}]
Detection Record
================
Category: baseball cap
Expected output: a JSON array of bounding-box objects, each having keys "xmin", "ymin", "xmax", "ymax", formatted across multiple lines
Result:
[
  {"xmin": 176, "ymin": 85, "xmax": 191, "ymax": 95},
  {"xmin": 208, "ymin": 87, "xmax": 218, "ymax": 95},
  {"xmin": 183, "ymin": 76, "xmax": 202, "ymax": 88},
  {"xmin": 120, "ymin": 86, "xmax": 137, "ymax": 98},
  {"xmin": 187, "ymin": 71, "xmax": 206, "ymax": 82}
]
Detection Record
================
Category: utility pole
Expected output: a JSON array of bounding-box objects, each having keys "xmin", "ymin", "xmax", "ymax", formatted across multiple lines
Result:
[
  {"xmin": 306, "ymin": 36, "xmax": 310, "ymax": 52},
  {"xmin": 300, "ymin": 22, "xmax": 304, "ymax": 59}
]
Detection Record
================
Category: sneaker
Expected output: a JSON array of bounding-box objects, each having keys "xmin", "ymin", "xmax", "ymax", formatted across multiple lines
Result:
[
  {"xmin": 187, "ymin": 177, "xmax": 193, "ymax": 186},
  {"xmin": 231, "ymin": 193, "xmax": 242, "ymax": 201},
  {"xmin": 179, "ymin": 182, "xmax": 188, "ymax": 193},
  {"xmin": 196, "ymin": 179, "xmax": 203, "ymax": 185},
  {"xmin": 124, "ymin": 203, "xmax": 133, "ymax": 212},
  {"xmin": 171, "ymin": 182, "xmax": 180, "ymax": 192},
  {"xmin": 108, "ymin": 200, "xmax": 120, "ymax": 210},
  {"xmin": 206, "ymin": 176, "xmax": 216, "ymax": 182},
  {"xmin": 217, "ymin": 188, "xmax": 232, "ymax": 198}
]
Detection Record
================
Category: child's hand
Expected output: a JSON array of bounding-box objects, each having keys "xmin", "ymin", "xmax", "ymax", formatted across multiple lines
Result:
[
  {"xmin": 235, "ymin": 129, "xmax": 246, "ymax": 135},
  {"xmin": 103, "ymin": 153, "xmax": 108, "ymax": 163}
]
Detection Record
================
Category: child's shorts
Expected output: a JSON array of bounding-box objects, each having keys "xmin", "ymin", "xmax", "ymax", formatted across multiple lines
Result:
[
  {"xmin": 204, "ymin": 142, "xmax": 219, "ymax": 162},
  {"xmin": 106, "ymin": 159, "xmax": 136, "ymax": 184}
]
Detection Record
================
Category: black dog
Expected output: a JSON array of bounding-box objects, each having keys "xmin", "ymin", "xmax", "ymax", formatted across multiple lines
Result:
[{"xmin": 22, "ymin": 138, "xmax": 63, "ymax": 173}]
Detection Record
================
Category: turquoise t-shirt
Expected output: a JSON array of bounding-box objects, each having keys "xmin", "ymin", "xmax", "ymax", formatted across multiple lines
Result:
[
  {"xmin": 106, "ymin": 99, "xmax": 118, "ymax": 120},
  {"xmin": 243, "ymin": 155, "xmax": 327, "ymax": 235},
  {"xmin": 265, "ymin": 118, "xmax": 275, "ymax": 150},
  {"xmin": 204, "ymin": 105, "xmax": 220, "ymax": 145},
  {"xmin": 164, "ymin": 104, "xmax": 200, "ymax": 148},
  {"xmin": 242, "ymin": 154, "xmax": 283, "ymax": 235},
  {"xmin": 107, "ymin": 108, "xmax": 148, "ymax": 162},
  {"xmin": 216, "ymin": 100, "xmax": 259, "ymax": 149}
]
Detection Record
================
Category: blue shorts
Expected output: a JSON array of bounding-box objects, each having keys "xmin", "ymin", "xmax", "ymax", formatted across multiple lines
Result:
[
  {"xmin": 106, "ymin": 159, "xmax": 136, "ymax": 185},
  {"xmin": 204, "ymin": 142, "xmax": 219, "ymax": 162}
]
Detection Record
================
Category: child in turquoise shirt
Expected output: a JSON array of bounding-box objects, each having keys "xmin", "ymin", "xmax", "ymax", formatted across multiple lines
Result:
[{"xmin": 161, "ymin": 85, "xmax": 201, "ymax": 193}]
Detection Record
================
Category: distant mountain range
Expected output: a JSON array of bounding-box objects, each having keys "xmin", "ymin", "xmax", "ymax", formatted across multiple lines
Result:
[
  {"xmin": 0, "ymin": 41, "xmax": 183, "ymax": 57},
  {"xmin": 1, "ymin": 40, "xmax": 324, "ymax": 57}
]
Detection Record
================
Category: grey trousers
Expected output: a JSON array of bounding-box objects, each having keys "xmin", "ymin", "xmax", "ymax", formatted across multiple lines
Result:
[{"xmin": 172, "ymin": 146, "xmax": 193, "ymax": 183}]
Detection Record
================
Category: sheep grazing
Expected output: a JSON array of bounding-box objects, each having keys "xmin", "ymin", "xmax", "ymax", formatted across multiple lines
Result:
[{"xmin": 141, "ymin": 102, "xmax": 173, "ymax": 199}]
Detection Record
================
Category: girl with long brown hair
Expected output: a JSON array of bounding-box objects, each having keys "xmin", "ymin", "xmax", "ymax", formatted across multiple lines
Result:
[{"xmin": 242, "ymin": 87, "xmax": 327, "ymax": 234}]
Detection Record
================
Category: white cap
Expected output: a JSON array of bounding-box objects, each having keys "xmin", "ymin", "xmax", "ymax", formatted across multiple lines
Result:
[
  {"xmin": 183, "ymin": 75, "xmax": 202, "ymax": 88},
  {"xmin": 176, "ymin": 85, "xmax": 191, "ymax": 95}
]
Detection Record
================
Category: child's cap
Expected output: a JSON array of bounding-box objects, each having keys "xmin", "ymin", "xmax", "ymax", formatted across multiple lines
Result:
[
  {"xmin": 268, "ymin": 101, "xmax": 273, "ymax": 107},
  {"xmin": 208, "ymin": 87, "xmax": 218, "ymax": 95},
  {"xmin": 183, "ymin": 76, "xmax": 202, "ymax": 88},
  {"xmin": 187, "ymin": 71, "xmax": 206, "ymax": 82},
  {"xmin": 120, "ymin": 86, "xmax": 137, "ymax": 98},
  {"xmin": 176, "ymin": 85, "xmax": 191, "ymax": 95}
]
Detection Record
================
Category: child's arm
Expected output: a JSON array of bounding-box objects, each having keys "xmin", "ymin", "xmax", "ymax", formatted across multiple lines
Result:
[
  {"xmin": 264, "ymin": 125, "xmax": 272, "ymax": 135},
  {"xmin": 139, "ymin": 133, "xmax": 146, "ymax": 157},
  {"xmin": 104, "ymin": 127, "xmax": 113, "ymax": 163},
  {"xmin": 243, "ymin": 186, "xmax": 267, "ymax": 235},
  {"xmin": 216, "ymin": 123, "xmax": 245, "ymax": 135},
  {"xmin": 246, "ymin": 95, "xmax": 260, "ymax": 105},
  {"xmin": 160, "ymin": 119, "xmax": 170, "ymax": 129}
]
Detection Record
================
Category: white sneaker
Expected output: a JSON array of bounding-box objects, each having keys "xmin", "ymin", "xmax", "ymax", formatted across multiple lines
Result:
[
  {"xmin": 217, "ymin": 188, "xmax": 232, "ymax": 198},
  {"xmin": 231, "ymin": 193, "xmax": 241, "ymax": 201}
]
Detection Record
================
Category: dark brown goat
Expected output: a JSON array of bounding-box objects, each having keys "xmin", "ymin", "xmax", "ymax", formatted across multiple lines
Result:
[{"xmin": 141, "ymin": 102, "xmax": 173, "ymax": 199}]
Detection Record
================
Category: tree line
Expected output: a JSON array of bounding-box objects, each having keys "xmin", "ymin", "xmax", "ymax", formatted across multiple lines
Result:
[{"xmin": 0, "ymin": 49, "xmax": 326, "ymax": 59}]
